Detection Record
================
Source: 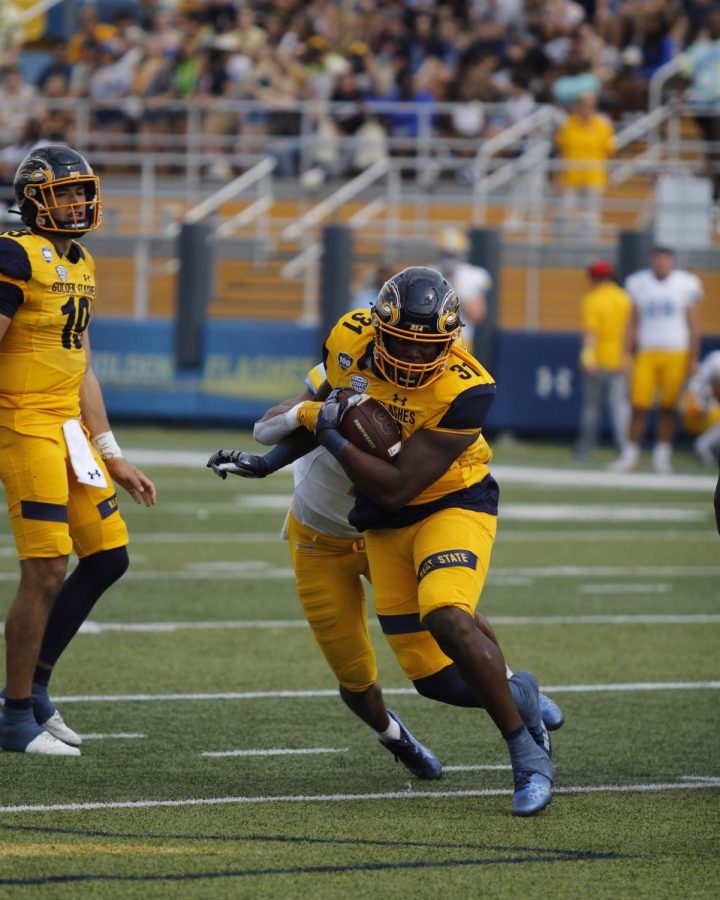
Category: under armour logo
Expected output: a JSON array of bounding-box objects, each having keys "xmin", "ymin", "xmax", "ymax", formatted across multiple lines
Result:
[
  {"xmin": 87, "ymin": 469, "xmax": 102, "ymax": 481},
  {"xmin": 392, "ymin": 394, "xmax": 407, "ymax": 406}
]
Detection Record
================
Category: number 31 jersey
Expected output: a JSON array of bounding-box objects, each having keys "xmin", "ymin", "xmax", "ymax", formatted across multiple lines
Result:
[
  {"xmin": 0, "ymin": 229, "xmax": 95, "ymax": 434},
  {"xmin": 323, "ymin": 310, "xmax": 499, "ymax": 530}
]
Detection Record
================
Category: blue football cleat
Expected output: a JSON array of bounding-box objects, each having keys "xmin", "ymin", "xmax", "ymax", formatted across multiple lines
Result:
[
  {"xmin": 0, "ymin": 711, "xmax": 80, "ymax": 756},
  {"xmin": 512, "ymin": 771, "xmax": 553, "ymax": 817},
  {"xmin": 540, "ymin": 692, "xmax": 565, "ymax": 731},
  {"xmin": 1, "ymin": 687, "xmax": 81, "ymax": 747},
  {"xmin": 379, "ymin": 710, "xmax": 442, "ymax": 780},
  {"xmin": 528, "ymin": 718, "xmax": 552, "ymax": 758},
  {"xmin": 511, "ymin": 672, "xmax": 552, "ymax": 757}
]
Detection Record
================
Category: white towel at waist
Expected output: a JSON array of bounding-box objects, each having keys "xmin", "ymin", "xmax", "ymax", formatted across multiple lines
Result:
[{"xmin": 62, "ymin": 419, "xmax": 108, "ymax": 489}]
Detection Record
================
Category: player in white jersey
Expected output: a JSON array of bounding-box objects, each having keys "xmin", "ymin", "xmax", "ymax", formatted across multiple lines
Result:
[
  {"xmin": 681, "ymin": 350, "xmax": 720, "ymax": 465},
  {"xmin": 436, "ymin": 228, "xmax": 491, "ymax": 351},
  {"xmin": 611, "ymin": 247, "xmax": 702, "ymax": 473}
]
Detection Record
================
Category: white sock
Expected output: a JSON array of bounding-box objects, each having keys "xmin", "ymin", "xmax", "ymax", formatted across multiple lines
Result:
[
  {"xmin": 653, "ymin": 442, "xmax": 672, "ymax": 462},
  {"xmin": 505, "ymin": 665, "xmax": 514, "ymax": 678},
  {"xmin": 623, "ymin": 442, "xmax": 640, "ymax": 463},
  {"xmin": 696, "ymin": 423, "xmax": 720, "ymax": 462},
  {"xmin": 376, "ymin": 717, "xmax": 402, "ymax": 742}
]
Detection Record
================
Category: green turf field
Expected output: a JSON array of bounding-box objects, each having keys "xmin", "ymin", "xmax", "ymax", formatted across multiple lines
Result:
[{"xmin": 0, "ymin": 428, "xmax": 718, "ymax": 899}]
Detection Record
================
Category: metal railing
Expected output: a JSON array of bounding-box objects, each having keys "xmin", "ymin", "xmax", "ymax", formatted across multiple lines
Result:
[
  {"xmin": 648, "ymin": 55, "xmax": 687, "ymax": 112},
  {"xmin": 471, "ymin": 106, "xmax": 557, "ymax": 225},
  {"xmin": 31, "ymin": 96, "xmax": 716, "ymax": 320},
  {"xmin": 280, "ymin": 159, "xmax": 400, "ymax": 321}
]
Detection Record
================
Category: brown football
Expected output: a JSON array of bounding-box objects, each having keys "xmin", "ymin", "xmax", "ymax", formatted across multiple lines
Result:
[{"xmin": 337, "ymin": 390, "xmax": 402, "ymax": 462}]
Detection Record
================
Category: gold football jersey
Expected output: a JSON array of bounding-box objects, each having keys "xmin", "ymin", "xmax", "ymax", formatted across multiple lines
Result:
[
  {"xmin": 0, "ymin": 229, "xmax": 96, "ymax": 433},
  {"xmin": 322, "ymin": 309, "xmax": 498, "ymax": 529}
]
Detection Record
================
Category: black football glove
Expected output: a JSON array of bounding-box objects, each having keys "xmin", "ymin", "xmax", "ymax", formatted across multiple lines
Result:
[
  {"xmin": 314, "ymin": 389, "xmax": 366, "ymax": 439},
  {"xmin": 206, "ymin": 449, "xmax": 270, "ymax": 479}
]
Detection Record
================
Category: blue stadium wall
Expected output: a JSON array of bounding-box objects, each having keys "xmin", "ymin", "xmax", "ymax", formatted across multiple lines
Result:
[{"xmin": 90, "ymin": 318, "xmax": 720, "ymax": 434}]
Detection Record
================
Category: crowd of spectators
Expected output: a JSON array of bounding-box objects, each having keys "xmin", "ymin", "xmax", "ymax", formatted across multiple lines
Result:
[{"xmin": 0, "ymin": 0, "xmax": 718, "ymax": 186}]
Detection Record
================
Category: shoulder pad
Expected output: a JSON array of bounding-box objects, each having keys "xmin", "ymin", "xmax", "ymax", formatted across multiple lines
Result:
[{"xmin": 0, "ymin": 236, "xmax": 32, "ymax": 282}]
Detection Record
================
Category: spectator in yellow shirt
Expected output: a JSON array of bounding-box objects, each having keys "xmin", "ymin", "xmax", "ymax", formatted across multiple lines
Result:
[
  {"xmin": 555, "ymin": 93, "xmax": 616, "ymax": 239},
  {"xmin": 66, "ymin": 7, "xmax": 118, "ymax": 64},
  {"xmin": 574, "ymin": 260, "xmax": 632, "ymax": 461}
]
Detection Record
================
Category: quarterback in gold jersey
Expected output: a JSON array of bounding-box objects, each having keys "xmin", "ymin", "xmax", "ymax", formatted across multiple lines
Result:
[
  {"xmin": 209, "ymin": 268, "xmax": 555, "ymax": 816},
  {"xmin": 0, "ymin": 146, "xmax": 156, "ymax": 756}
]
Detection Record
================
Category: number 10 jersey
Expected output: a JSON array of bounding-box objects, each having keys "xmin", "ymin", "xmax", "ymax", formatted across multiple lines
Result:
[{"xmin": 0, "ymin": 229, "xmax": 96, "ymax": 435}]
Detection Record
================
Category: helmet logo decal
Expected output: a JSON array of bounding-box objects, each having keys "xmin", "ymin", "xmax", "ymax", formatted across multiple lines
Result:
[
  {"xmin": 437, "ymin": 289, "xmax": 460, "ymax": 333},
  {"xmin": 375, "ymin": 279, "xmax": 401, "ymax": 325}
]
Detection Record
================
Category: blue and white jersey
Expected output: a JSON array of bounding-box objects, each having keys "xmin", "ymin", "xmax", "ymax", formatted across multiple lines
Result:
[{"xmin": 624, "ymin": 268, "xmax": 703, "ymax": 351}]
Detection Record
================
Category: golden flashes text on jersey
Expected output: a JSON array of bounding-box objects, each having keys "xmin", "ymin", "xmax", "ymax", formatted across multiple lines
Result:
[
  {"xmin": 385, "ymin": 403, "xmax": 416, "ymax": 425},
  {"xmin": 51, "ymin": 282, "xmax": 96, "ymax": 296}
]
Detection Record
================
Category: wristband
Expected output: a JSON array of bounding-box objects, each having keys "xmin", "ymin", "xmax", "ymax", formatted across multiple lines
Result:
[
  {"xmin": 296, "ymin": 400, "xmax": 323, "ymax": 432},
  {"xmin": 316, "ymin": 428, "xmax": 349, "ymax": 459},
  {"xmin": 92, "ymin": 430, "xmax": 124, "ymax": 460},
  {"xmin": 262, "ymin": 442, "xmax": 300, "ymax": 473}
]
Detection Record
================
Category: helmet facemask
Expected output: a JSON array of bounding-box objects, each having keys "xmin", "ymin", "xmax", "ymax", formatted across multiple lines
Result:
[{"xmin": 24, "ymin": 175, "xmax": 102, "ymax": 234}]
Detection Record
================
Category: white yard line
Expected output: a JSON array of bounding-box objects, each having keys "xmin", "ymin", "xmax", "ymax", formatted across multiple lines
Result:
[
  {"xmin": 1, "ymin": 778, "xmax": 718, "ymax": 815},
  {"xmin": 77, "ymin": 620, "xmax": 310, "ymax": 634},
  {"xmin": 498, "ymin": 530, "xmax": 719, "ymax": 542},
  {"xmin": 123, "ymin": 450, "xmax": 716, "ymax": 493},
  {"xmin": 1, "ymin": 563, "xmax": 716, "ymax": 584},
  {"xmin": 228, "ymin": 496, "xmax": 710, "ymax": 521},
  {"xmin": 491, "ymin": 465, "xmax": 715, "ymax": 493},
  {"xmin": 579, "ymin": 584, "xmax": 671, "ymax": 594},
  {"xmin": 0, "ymin": 612, "xmax": 709, "ymax": 637},
  {"xmin": 500, "ymin": 505, "xmax": 706, "ymax": 522},
  {"xmin": 489, "ymin": 614, "xmax": 720, "ymax": 625},
  {"xmin": 495, "ymin": 565, "xmax": 720, "ymax": 578},
  {"xmin": 201, "ymin": 747, "xmax": 348, "ymax": 758},
  {"xmin": 2, "ymin": 529, "xmax": 712, "ymax": 546},
  {"xmin": 66, "ymin": 613, "xmax": 720, "ymax": 635},
  {"xmin": 50, "ymin": 681, "xmax": 720, "ymax": 705},
  {"xmin": 130, "ymin": 532, "xmax": 283, "ymax": 543}
]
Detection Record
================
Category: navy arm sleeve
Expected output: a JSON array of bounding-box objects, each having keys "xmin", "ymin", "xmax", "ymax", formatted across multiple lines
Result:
[
  {"xmin": 436, "ymin": 383, "xmax": 496, "ymax": 431},
  {"xmin": 0, "ymin": 238, "xmax": 31, "ymax": 318}
]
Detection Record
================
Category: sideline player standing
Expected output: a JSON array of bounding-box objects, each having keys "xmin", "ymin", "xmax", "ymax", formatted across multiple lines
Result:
[
  {"xmin": 435, "ymin": 227, "xmax": 490, "ymax": 352},
  {"xmin": 574, "ymin": 260, "xmax": 632, "ymax": 461},
  {"xmin": 715, "ymin": 449, "xmax": 720, "ymax": 535},
  {"xmin": 681, "ymin": 350, "xmax": 720, "ymax": 465},
  {"xmin": 0, "ymin": 146, "xmax": 156, "ymax": 755},
  {"xmin": 210, "ymin": 268, "xmax": 555, "ymax": 816},
  {"xmin": 612, "ymin": 246, "xmax": 702, "ymax": 473}
]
